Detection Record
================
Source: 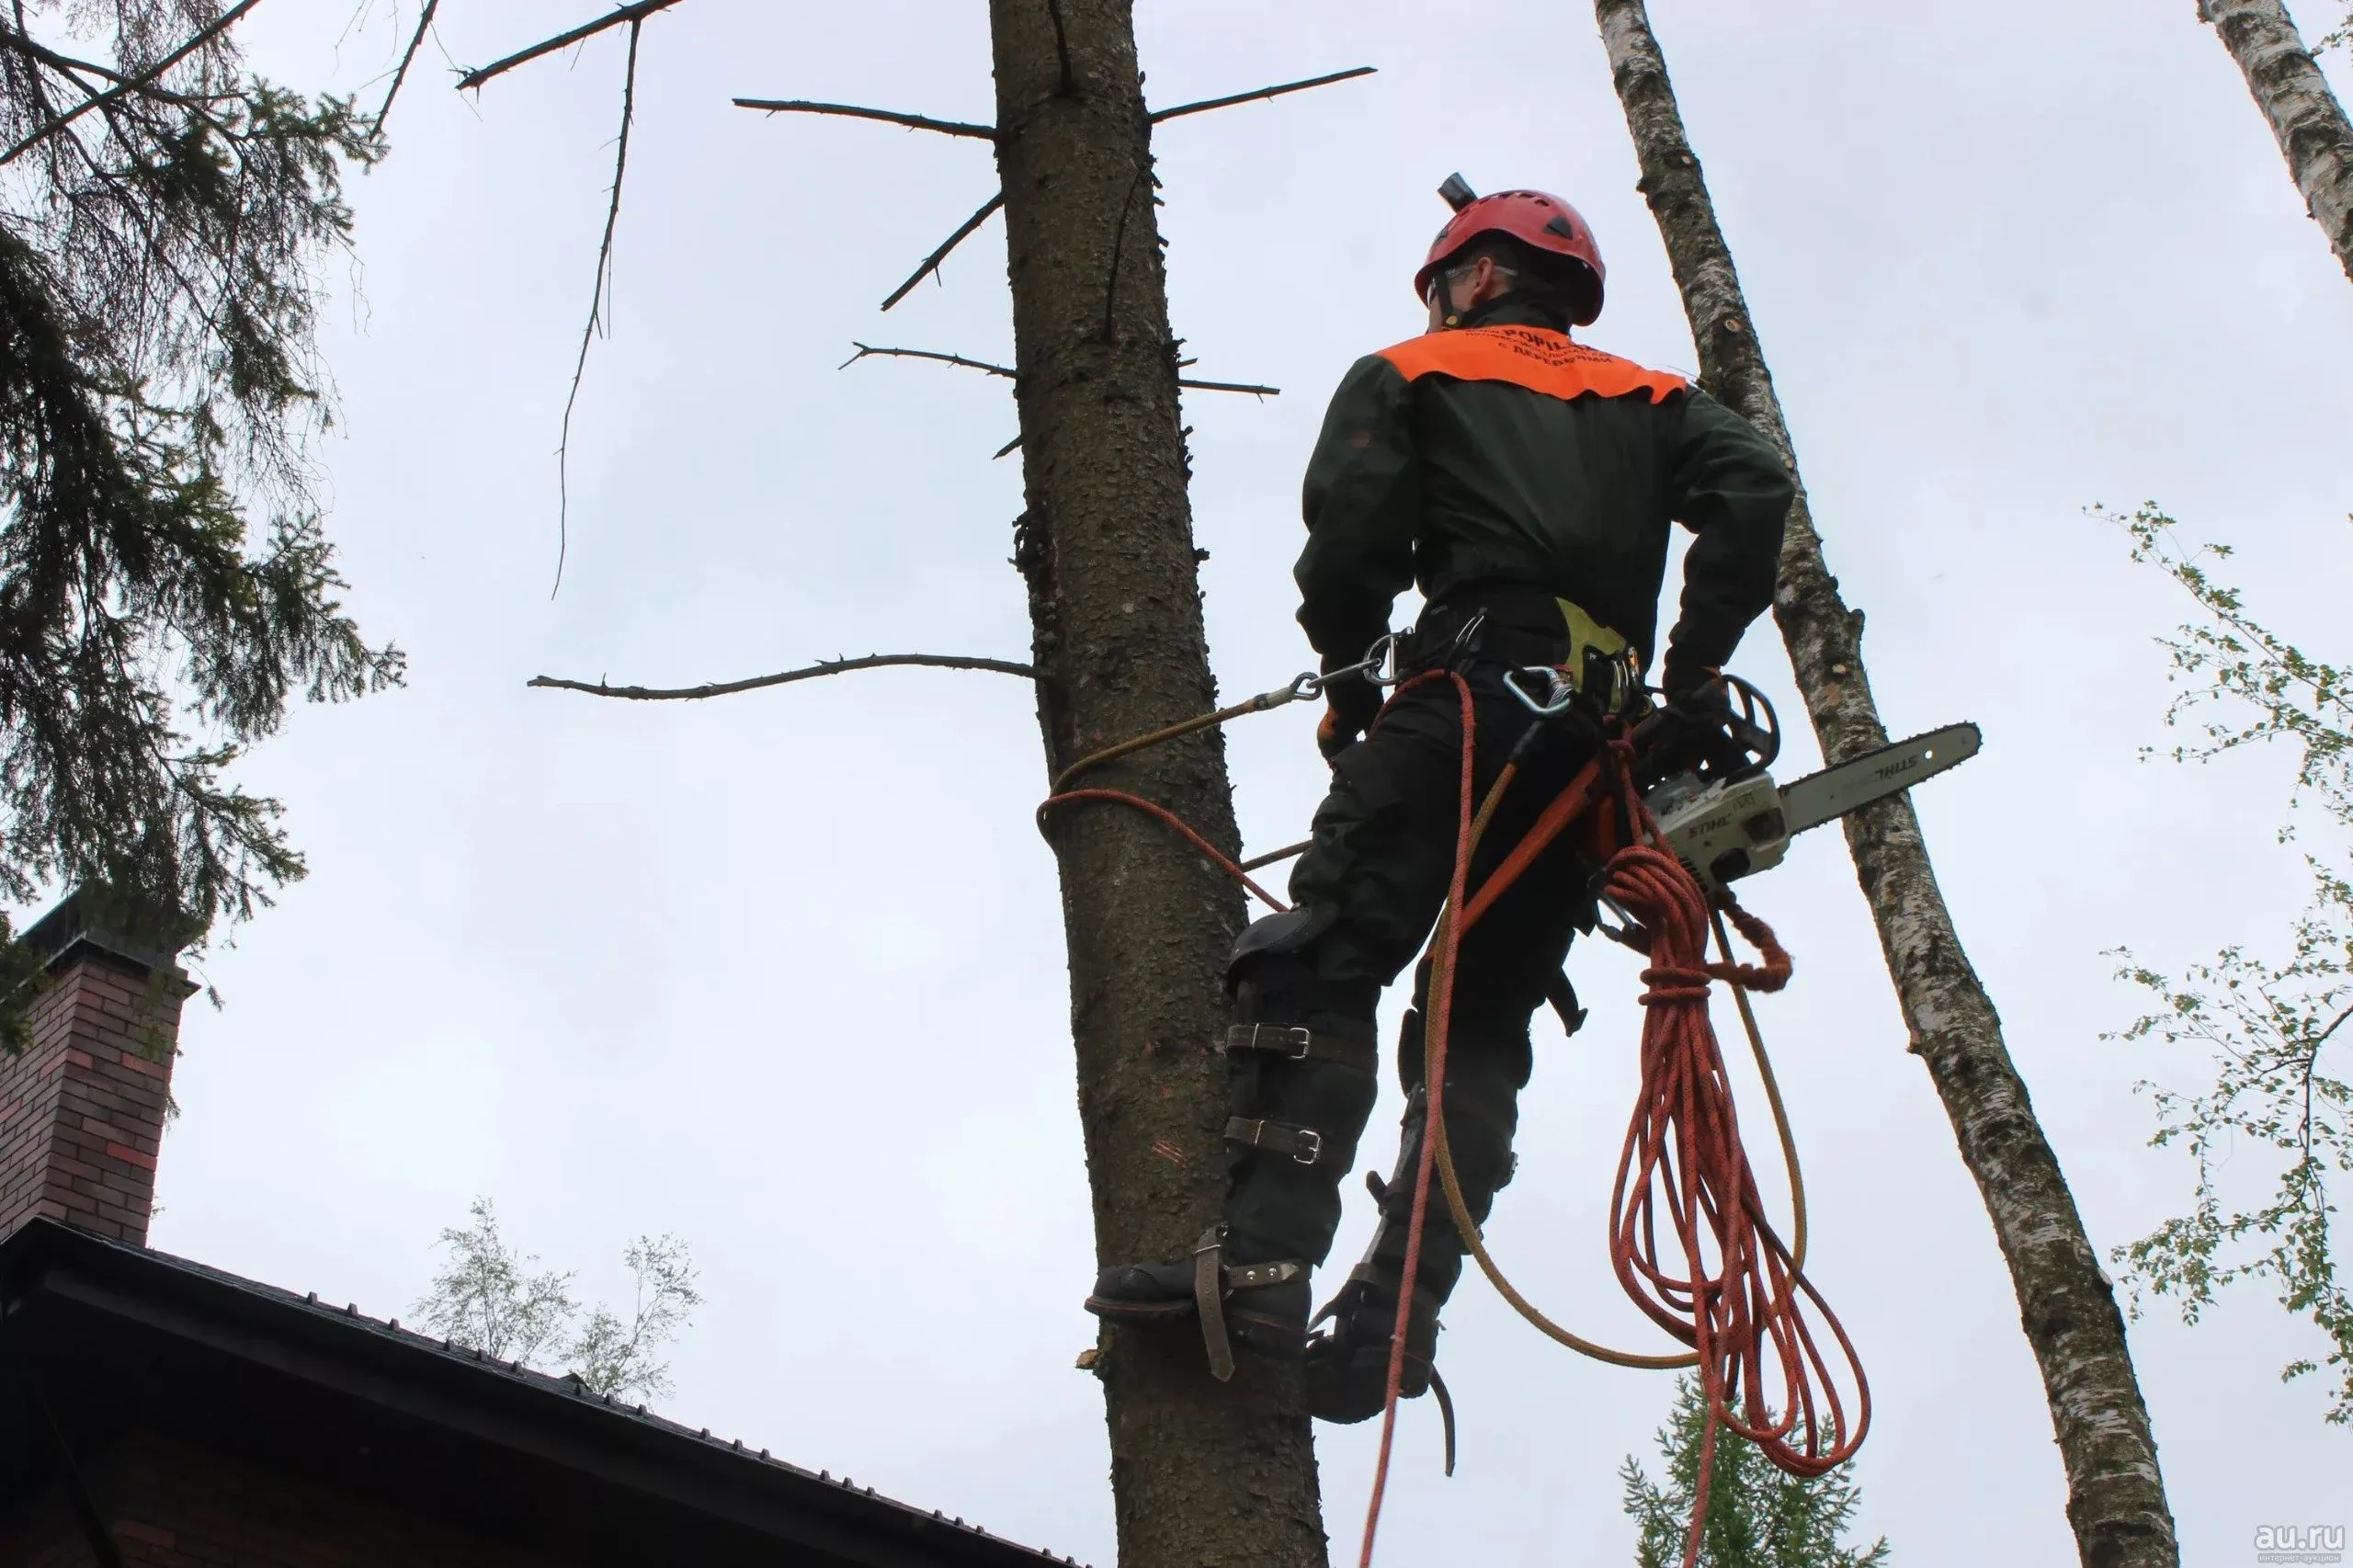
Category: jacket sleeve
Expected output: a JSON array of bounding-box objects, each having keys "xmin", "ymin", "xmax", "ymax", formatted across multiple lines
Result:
[
  {"xmin": 1659, "ymin": 388, "xmax": 1794, "ymax": 692},
  {"xmin": 1294, "ymin": 354, "xmax": 1420, "ymax": 666}
]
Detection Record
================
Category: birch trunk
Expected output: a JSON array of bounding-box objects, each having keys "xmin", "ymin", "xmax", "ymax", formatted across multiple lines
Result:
[
  {"xmin": 986, "ymin": 3, "xmax": 1329, "ymax": 1564},
  {"xmin": 2200, "ymin": 0, "xmax": 2353, "ymax": 283},
  {"xmin": 1592, "ymin": 6, "xmax": 2181, "ymax": 1565}
]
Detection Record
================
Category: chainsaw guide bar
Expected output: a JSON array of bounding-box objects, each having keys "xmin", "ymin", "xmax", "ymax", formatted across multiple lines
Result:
[{"xmin": 1647, "ymin": 722, "xmax": 1982, "ymax": 893}]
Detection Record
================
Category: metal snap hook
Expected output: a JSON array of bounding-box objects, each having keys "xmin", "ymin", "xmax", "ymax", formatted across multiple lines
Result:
[
  {"xmin": 1363, "ymin": 633, "xmax": 1407, "ymax": 688},
  {"xmin": 1503, "ymin": 665, "xmax": 1578, "ymax": 716}
]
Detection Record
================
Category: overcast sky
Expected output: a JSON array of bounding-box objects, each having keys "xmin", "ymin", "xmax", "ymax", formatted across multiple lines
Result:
[{"xmin": 107, "ymin": 1, "xmax": 2353, "ymax": 1562}]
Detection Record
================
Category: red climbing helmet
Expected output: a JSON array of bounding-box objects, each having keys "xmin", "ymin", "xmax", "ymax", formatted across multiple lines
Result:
[{"xmin": 1414, "ymin": 183, "xmax": 1607, "ymax": 326}]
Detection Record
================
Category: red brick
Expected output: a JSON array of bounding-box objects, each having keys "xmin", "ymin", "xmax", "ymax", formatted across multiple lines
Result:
[{"xmin": 1, "ymin": 941, "xmax": 181, "ymax": 1248}]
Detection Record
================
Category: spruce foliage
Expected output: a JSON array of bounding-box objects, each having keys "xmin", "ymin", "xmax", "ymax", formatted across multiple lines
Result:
[
  {"xmin": 1620, "ymin": 1375, "xmax": 1889, "ymax": 1568},
  {"xmin": 0, "ymin": 2, "xmax": 402, "ymax": 1040}
]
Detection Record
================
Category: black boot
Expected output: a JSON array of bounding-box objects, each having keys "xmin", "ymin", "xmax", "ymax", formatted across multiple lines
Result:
[
  {"xmin": 1085, "ymin": 929, "xmax": 1379, "ymax": 1379},
  {"xmin": 1086, "ymin": 1226, "xmax": 1315, "ymax": 1378},
  {"xmin": 1305, "ymin": 1008, "xmax": 1523, "ymax": 1424}
]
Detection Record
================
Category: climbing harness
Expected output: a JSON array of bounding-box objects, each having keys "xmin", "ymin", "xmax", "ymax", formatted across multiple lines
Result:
[{"xmin": 1039, "ymin": 634, "xmax": 1972, "ymax": 1568}]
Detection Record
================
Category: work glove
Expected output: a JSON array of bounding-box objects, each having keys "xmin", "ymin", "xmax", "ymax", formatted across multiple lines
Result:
[
  {"xmin": 1316, "ymin": 667, "xmax": 1384, "ymax": 763},
  {"xmin": 1642, "ymin": 665, "xmax": 1733, "ymax": 779}
]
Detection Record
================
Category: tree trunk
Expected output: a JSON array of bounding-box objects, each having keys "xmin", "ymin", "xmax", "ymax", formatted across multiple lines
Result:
[
  {"xmin": 985, "ymin": 4, "xmax": 1328, "ymax": 1566},
  {"xmin": 2200, "ymin": 0, "xmax": 2353, "ymax": 284},
  {"xmin": 1591, "ymin": 6, "xmax": 2181, "ymax": 1567}
]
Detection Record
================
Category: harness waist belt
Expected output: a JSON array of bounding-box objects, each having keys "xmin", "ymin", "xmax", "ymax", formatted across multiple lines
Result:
[{"xmin": 1412, "ymin": 585, "xmax": 1644, "ymax": 715}]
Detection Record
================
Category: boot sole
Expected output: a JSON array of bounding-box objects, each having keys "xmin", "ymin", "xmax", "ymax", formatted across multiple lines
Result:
[
  {"xmin": 1083, "ymin": 1294, "xmax": 1196, "ymax": 1323},
  {"xmin": 1084, "ymin": 1297, "xmax": 1307, "ymax": 1359}
]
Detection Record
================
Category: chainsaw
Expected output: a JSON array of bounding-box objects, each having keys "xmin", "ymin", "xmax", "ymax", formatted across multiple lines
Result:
[{"xmin": 1505, "ymin": 666, "xmax": 1981, "ymax": 896}]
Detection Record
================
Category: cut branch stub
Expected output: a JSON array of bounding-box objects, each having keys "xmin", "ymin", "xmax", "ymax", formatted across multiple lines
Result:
[
  {"xmin": 528, "ymin": 653, "xmax": 1034, "ymax": 702},
  {"xmin": 731, "ymin": 98, "xmax": 995, "ymax": 140},
  {"xmin": 458, "ymin": 0, "xmax": 686, "ymax": 93}
]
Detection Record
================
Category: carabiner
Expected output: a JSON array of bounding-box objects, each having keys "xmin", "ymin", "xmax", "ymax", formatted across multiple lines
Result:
[
  {"xmin": 1503, "ymin": 665, "xmax": 1578, "ymax": 717},
  {"xmin": 1362, "ymin": 632, "xmax": 1407, "ymax": 689}
]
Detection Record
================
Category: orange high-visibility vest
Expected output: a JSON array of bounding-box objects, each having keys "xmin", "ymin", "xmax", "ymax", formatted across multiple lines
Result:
[{"xmin": 1376, "ymin": 325, "xmax": 1687, "ymax": 405}]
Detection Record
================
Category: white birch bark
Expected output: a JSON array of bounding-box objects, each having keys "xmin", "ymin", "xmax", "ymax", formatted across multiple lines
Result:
[
  {"xmin": 2201, "ymin": 0, "xmax": 2353, "ymax": 283},
  {"xmin": 1592, "ymin": 5, "xmax": 2182, "ymax": 1565}
]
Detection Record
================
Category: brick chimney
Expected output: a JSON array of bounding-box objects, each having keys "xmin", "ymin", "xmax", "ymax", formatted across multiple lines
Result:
[{"xmin": 0, "ymin": 888, "xmax": 191, "ymax": 1246}]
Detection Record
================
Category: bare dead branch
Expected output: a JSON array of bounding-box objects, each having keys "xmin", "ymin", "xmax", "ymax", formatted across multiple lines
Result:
[
  {"xmin": 842, "ymin": 344, "xmax": 1270, "ymax": 396},
  {"xmin": 457, "ymin": 0, "xmax": 684, "ymax": 93},
  {"xmin": 372, "ymin": 0, "xmax": 443, "ymax": 132},
  {"xmin": 730, "ymin": 98, "xmax": 993, "ymax": 140},
  {"xmin": 993, "ymin": 435, "xmax": 1021, "ymax": 459},
  {"xmin": 0, "ymin": 0, "xmax": 262, "ymax": 165},
  {"xmin": 1178, "ymin": 377, "xmax": 1279, "ymax": 396},
  {"xmin": 1148, "ymin": 64, "xmax": 1375, "ymax": 124},
  {"xmin": 881, "ymin": 191, "xmax": 1004, "ymax": 311},
  {"xmin": 0, "ymin": 24, "xmax": 212, "ymax": 100},
  {"xmin": 529, "ymin": 653, "xmax": 1035, "ymax": 701},
  {"xmin": 840, "ymin": 342, "xmax": 1014, "ymax": 377},
  {"xmin": 552, "ymin": 15, "xmax": 644, "ymax": 598}
]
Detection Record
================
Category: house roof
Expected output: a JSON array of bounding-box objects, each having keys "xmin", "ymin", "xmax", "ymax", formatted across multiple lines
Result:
[{"xmin": 0, "ymin": 1219, "xmax": 1088, "ymax": 1568}]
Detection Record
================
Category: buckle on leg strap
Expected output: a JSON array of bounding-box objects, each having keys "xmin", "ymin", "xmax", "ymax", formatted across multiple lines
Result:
[
  {"xmin": 1226, "ymin": 1117, "xmax": 1327, "ymax": 1165},
  {"xmin": 1220, "ymin": 1024, "xmax": 1376, "ymax": 1075}
]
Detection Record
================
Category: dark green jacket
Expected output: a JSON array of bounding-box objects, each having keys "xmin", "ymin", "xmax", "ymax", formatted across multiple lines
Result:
[{"xmin": 1296, "ymin": 301, "xmax": 1792, "ymax": 689}]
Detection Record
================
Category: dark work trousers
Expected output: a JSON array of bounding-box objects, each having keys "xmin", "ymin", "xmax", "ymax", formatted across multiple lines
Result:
[{"xmin": 1223, "ymin": 661, "xmax": 1604, "ymax": 1278}]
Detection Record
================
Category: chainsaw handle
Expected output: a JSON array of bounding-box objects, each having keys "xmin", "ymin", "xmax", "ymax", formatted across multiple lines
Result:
[
  {"xmin": 1631, "ymin": 672, "xmax": 1780, "ymax": 780},
  {"xmin": 1722, "ymin": 673, "xmax": 1780, "ymax": 772}
]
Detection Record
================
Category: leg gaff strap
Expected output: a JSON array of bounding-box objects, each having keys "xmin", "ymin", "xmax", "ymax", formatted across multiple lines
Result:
[
  {"xmin": 1194, "ymin": 1226, "xmax": 1235, "ymax": 1381},
  {"xmin": 1189, "ymin": 1227, "xmax": 1308, "ymax": 1381}
]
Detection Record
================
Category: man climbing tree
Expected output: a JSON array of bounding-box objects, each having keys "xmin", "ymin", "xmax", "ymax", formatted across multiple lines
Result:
[{"xmin": 1085, "ymin": 185, "xmax": 1793, "ymax": 1424}]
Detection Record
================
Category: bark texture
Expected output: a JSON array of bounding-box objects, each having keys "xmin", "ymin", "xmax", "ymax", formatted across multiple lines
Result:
[
  {"xmin": 986, "ymin": 4, "xmax": 1328, "ymax": 1565},
  {"xmin": 2201, "ymin": 0, "xmax": 2353, "ymax": 283},
  {"xmin": 1593, "ymin": 6, "xmax": 2181, "ymax": 1566}
]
